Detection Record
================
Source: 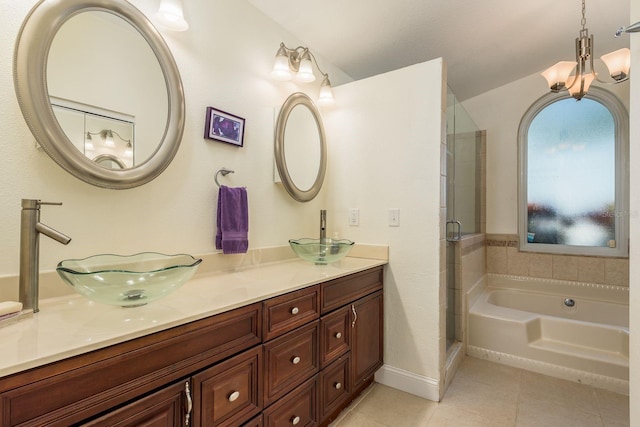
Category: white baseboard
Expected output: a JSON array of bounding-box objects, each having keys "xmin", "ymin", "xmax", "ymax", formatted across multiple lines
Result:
[{"xmin": 374, "ymin": 364, "xmax": 440, "ymax": 402}]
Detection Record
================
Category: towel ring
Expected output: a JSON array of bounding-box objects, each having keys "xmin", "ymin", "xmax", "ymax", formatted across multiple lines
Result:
[{"xmin": 215, "ymin": 168, "xmax": 234, "ymax": 187}]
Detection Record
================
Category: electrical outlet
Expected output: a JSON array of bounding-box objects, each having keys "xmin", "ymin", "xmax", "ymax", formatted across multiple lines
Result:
[
  {"xmin": 349, "ymin": 208, "xmax": 359, "ymax": 226},
  {"xmin": 389, "ymin": 208, "xmax": 400, "ymax": 227}
]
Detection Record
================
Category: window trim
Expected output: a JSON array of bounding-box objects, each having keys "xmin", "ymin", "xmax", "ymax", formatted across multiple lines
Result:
[{"xmin": 517, "ymin": 87, "xmax": 629, "ymax": 257}]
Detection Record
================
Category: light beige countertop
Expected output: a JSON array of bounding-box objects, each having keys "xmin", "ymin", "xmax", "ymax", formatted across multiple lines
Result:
[{"xmin": 0, "ymin": 245, "xmax": 387, "ymax": 378}]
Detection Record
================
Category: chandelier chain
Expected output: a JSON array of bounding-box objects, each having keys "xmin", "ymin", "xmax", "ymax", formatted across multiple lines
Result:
[{"xmin": 581, "ymin": 0, "xmax": 586, "ymax": 30}]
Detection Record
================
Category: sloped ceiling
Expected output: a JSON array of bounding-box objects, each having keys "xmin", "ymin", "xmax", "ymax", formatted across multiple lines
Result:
[{"xmin": 248, "ymin": 0, "xmax": 631, "ymax": 101}]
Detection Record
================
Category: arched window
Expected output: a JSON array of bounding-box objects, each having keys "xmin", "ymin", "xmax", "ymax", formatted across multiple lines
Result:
[{"xmin": 518, "ymin": 87, "xmax": 628, "ymax": 256}]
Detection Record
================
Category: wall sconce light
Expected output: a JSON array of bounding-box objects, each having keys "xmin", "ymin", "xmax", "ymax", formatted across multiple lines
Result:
[
  {"xmin": 541, "ymin": 0, "xmax": 630, "ymax": 100},
  {"xmin": 271, "ymin": 42, "xmax": 334, "ymax": 104},
  {"xmin": 156, "ymin": 0, "xmax": 189, "ymax": 32}
]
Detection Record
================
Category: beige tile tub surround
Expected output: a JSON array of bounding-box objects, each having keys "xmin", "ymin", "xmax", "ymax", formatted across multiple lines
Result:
[{"xmin": 486, "ymin": 234, "xmax": 629, "ymax": 287}]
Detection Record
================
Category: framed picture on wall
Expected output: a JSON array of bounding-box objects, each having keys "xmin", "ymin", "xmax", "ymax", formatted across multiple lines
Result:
[{"xmin": 204, "ymin": 107, "xmax": 245, "ymax": 147}]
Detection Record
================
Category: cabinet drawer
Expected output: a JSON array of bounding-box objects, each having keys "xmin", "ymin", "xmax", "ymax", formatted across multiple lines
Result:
[
  {"xmin": 263, "ymin": 376, "xmax": 318, "ymax": 427},
  {"xmin": 321, "ymin": 267, "xmax": 382, "ymax": 314},
  {"xmin": 319, "ymin": 355, "xmax": 350, "ymax": 421},
  {"xmin": 263, "ymin": 285, "xmax": 320, "ymax": 341},
  {"xmin": 192, "ymin": 346, "xmax": 263, "ymax": 427},
  {"xmin": 319, "ymin": 306, "xmax": 350, "ymax": 368},
  {"xmin": 264, "ymin": 321, "xmax": 319, "ymax": 406},
  {"xmin": 81, "ymin": 380, "xmax": 185, "ymax": 427}
]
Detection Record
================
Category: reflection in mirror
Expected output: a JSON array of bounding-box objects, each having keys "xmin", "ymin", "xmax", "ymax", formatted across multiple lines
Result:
[
  {"xmin": 274, "ymin": 92, "xmax": 327, "ymax": 202},
  {"xmin": 47, "ymin": 11, "xmax": 166, "ymax": 169},
  {"xmin": 52, "ymin": 97, "xmax": 135, "ymax": 169},
  {"xmin": 283, "ymin": 105, "xmax": 321, "ymax": 191}
]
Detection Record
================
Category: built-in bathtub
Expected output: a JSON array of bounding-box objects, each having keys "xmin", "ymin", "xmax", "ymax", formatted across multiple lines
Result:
[{"xmin": 467, "ymin": 274, "xmax": 629, "ymax": 394}]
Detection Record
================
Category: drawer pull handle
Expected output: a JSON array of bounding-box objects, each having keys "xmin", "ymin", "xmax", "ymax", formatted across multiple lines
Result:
[
  {"xmin": 291, "ymin": 415, "xmax": 301, "ymax": 425},
  {"xmin": 335, "ymin": 332, "xmax": 342, "ymax": 339},
  {"xmin": 334, "ymin": 382, "xmax": 342, "ymax": 389},
  {"xmin": 292, "ymin": 356, "xmax": 301, "ymax": 365},
  {"xmin": 291, "ymin": 307, "xmax": 299, "ymax": 315},
  {"xmin": 228, "ymin": 391, "xmax": 240, "ymax": 402}
]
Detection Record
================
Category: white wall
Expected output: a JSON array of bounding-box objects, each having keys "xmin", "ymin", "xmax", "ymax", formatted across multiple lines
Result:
[
  {"xmin": 325, "ymin": 59, "xmax": 446, "ymax": 399},
  {"xmin": 0, "ymin": 0, "xmax": 351, "ymax": 278}
]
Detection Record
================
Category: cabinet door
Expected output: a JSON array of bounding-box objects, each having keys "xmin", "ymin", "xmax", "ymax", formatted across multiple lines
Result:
[
  {"xmin": 192, "ymin": 346, "xmax": 263, "ymax": 427},
  {"xmin": 80, "ymin": 381, "xmax": 185, "ymax": 427},
  {"xmin": 351, "ymin": 291, "xmax": 383, "ymax": 389}
]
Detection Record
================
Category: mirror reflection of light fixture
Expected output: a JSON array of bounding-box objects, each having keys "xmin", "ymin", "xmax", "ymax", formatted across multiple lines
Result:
[
  {"xmin": 156, "ymin": 0, "xmax": 188, "ymax": 32},
  {"xmin": 86, "ymin": 129, "xmax": 131, "ymax": 149},
  {"xmin": 541, "ymin": 0, "xmax": 630, "ymax": 101},
  {"xmin": 271, "ymin": 42, "xmax": 334, "ymax": 104}
]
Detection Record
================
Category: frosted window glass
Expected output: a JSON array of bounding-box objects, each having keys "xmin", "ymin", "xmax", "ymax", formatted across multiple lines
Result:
[{"xmin": 527, "ymin": 98, "xmax": 615, "ymax": 247}]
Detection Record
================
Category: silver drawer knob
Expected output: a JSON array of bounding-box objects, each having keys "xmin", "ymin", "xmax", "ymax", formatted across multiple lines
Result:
[
  {"xmin": 228, "ymin": 391, "xmax": 240, "ymax": 402},
  {"xmin": 334, "ymin": 382, "xmax": 342, "ymax": 389},
  {"xmin": 291, "ymin": 415, "xmax": 301, "ymax": 425},
  {"xmin": 291, "ymin": 307, "xmax": 299, "ymax": 315},
  {"xmin": 335, "ymin": 332, "xmax": 342, "ymax": 339},
  {"xmin": 292, "ymin": 356, "xmax": 301, "ymax": 365}
]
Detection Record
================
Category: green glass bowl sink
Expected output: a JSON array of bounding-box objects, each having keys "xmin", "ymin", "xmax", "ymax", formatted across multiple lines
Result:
[
  {"xmin": 56, "ymin": 252, "xmax": 202, "ymax": 307},
  {"xmin": 289, "ymin": 238, "xmax": 354, "ymax": 265}
]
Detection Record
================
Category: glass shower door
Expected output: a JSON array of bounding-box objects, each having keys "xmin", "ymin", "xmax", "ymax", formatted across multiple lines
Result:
[{"xmin": 445, "ymin": 88, "xmax": 482, "ymax": 352}]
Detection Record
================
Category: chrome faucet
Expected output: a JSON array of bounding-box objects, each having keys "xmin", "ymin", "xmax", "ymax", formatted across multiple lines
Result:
[
  {"xmin": 320, "ymin": 210, "xmax": 327, "ymax": 243},
  {"xmin": 19, "ymin": 199, "xmax": 71, "ymax": 313}
]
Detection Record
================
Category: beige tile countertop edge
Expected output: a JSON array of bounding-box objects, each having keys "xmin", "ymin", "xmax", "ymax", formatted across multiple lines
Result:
[{"xmin": 0, "ymin": 246, "xmax": 387, "ymax": 378}]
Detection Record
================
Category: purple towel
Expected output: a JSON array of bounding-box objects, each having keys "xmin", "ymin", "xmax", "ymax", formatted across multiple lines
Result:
[{"xmin": 215, "ymin": 185, "xmax": 249, "ymax": 254}]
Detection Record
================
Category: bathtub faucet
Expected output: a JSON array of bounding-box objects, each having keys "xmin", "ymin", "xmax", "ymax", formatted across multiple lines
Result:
[{"xmin": 19, "ymin": 199, "xmax": 72, "ymax": 313}]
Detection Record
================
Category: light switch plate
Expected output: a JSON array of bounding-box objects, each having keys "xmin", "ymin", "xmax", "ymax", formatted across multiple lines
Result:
[
  {"xmin": 349, "ymin": 208, "xmax": 359, "ymax": 226},
  {"xmin": 389, "ymin": 209, "xmax": 400, "ymax": 227}
]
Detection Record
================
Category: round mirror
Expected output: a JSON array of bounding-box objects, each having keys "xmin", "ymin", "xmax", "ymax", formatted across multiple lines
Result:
[
  {"xmin": 274, "ymin": 93, "xmax": 327, "ymax": 202},
  {"xmin": 14, "ymin": 0, "xmax": 185, "ymax": 189}
]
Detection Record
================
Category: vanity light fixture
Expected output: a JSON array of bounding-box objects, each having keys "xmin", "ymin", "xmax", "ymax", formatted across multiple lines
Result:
[
  {"xmin": 156, "ymin": 0, "xmax": 189, "ymax": 32},
  {"xmin": 271, "ymin": 42, "xmax": 334, "ymax": 104},
  {"xmin": 541, "ymin": 0, "xmax": 630, "ymax": 101}
]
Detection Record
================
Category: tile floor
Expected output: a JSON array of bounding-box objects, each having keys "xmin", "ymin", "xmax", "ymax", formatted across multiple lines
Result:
[{"xmin": 330, "ymin": 357, "xmax": 629, "ymax": 427}]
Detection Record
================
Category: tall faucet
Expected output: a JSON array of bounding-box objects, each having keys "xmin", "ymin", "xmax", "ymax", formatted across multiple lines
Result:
[
  {"xmin": 19, "ymin": 199, "xmax": 71, "ymax": 313},
  {"xmin": 320, "ymin": 209, "xmax": 327, "ymax": 244}
]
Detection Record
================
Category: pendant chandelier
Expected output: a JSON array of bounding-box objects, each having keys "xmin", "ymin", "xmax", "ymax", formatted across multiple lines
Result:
[{"xmin": 541, "ymin": 0, "xmax": 630, "ymax": 101}]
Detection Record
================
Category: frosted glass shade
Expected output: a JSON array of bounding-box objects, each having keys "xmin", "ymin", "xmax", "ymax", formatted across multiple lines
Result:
[
  {"xmin": 271, "ymin": 54, "xmax": 293, "ymax": 81},
  {"xmin": 295, "ymin": 57, "xmax": 316, "ymax": 83},
  {"xmin": 567, "ymin": 73, "xmax": 595, "ymax": 99},
  {"xmin": 601, "ymin": 48, "xmax": 631, "ymax": 81},
  {"xmin": 541, "ymin": 61, "xmax": 577, "ymax": 90},
  {"xmin": 156, "ymin": 0, "xmax": 189, "ymax": 31},
  {"xmin": 318, "ymin": 77, "xmax": 334, "ymax": 104}
]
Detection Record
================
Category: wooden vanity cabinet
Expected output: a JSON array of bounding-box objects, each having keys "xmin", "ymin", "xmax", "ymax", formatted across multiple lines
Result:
[
  {"xmin": 0, "ymin": 303, "xmax": 262, "ymax": 427},
  {"xmin": 0, "ymin": 266, "xmax": 383, "ymax": 427}
]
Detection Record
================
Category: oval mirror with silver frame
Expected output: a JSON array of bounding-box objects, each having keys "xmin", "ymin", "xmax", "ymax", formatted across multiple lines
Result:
[
  {"xmin": 274, "ymin": 92, "xmax": 327, "ymax": 202},
  {"xmin": 14, "ymin": 0, "xmax": 185, "ymax": 189}
]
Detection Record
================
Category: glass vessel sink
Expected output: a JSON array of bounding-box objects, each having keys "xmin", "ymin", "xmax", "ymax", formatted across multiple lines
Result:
[
  {"xmin": 57, "ymin": 252, "xmax": 202, "ymax": 307},
  {"xmin": 289, "ymin": 238, "xmax": 354, "ymax": 265}
]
